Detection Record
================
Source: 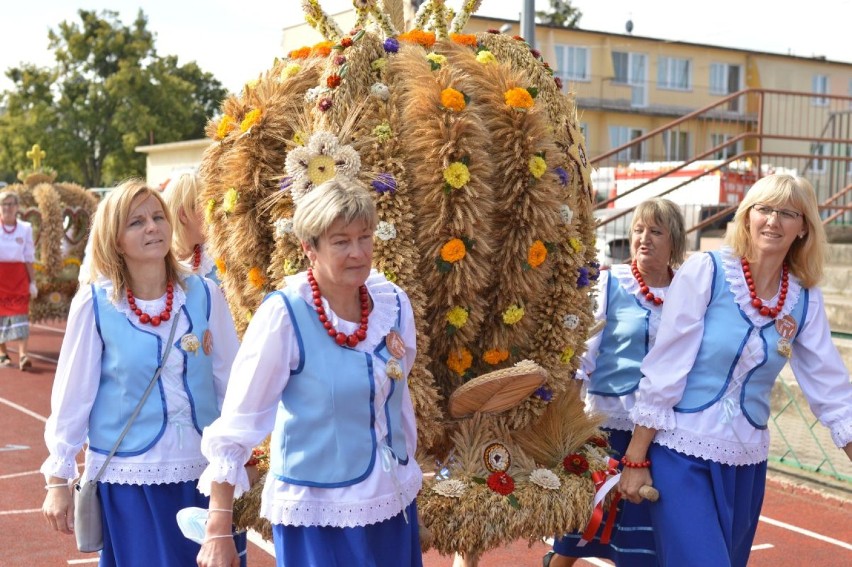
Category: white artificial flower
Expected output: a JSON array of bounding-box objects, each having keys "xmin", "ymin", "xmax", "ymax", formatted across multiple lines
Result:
[
  {"xmin": 563, "ymin": 313, "xmax": 580, "ymax": 330},
  {"xmin": 560, "ymin": 204, "xmax": 574, "ymax": 225},
  {"xmin": 284, "ymin": 131, "xmax": 362, "ymax": 203},
  {"xmin": 529, "ymin": 468, "xmax": 561, "ymax": 490},
  {"xmin": 274, "ymin": 218, "xmax": 294, "ymax": 239},
  {"xmin": 180, "ymin": 334, "xmax": 201, "ymax": 355},
  {"xmin": 375, "ymin": 221, "xmax": 397, "ymax": 241},
  {"xmin": 432, "ymin": 479, "xmax": 467, "ymax": 498},
  {"xmin": 304, "ymin": 86, "xmax": 330, "ymax": 103},
  {"xmin": 370, "ymin": 82, "xmax": 390, "ymax": 101}
]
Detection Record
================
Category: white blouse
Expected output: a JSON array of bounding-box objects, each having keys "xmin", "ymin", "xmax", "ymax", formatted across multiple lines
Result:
[
  {"xmin": 579, "ymin": 264, "xmax": 667, "ymax": 432},
  {"xmin": 198, "ymin": 270, "xmax": 423, "ymax": 529},
  {"xmin": 41, "ymin": 276, "xmax": 239, "ymax": 484},
  {"xmin": 0, "ymin": 220, "xmax": 35, "ymax": 263},
  {"xmin": 631, "ymin": 247, "xmax": 852, "ymax": 465}
]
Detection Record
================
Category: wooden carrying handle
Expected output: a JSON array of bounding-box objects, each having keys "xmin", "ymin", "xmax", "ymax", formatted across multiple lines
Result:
[{"xmin": 638, "ymin": 485, "xmax": 659, "ymax": 502}]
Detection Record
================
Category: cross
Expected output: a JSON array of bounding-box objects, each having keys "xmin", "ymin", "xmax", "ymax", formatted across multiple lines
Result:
[{"xmin": 26, "ymin": 144, "xmax": 46, "ymax": 169}]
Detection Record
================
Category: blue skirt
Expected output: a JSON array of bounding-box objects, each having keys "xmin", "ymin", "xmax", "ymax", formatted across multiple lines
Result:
[
  {"xmin": 552, "ymin": 429, "xmax": 658, "ymax": 566},
  {"xmin": 98, "ymin": 480, "xmax": 247, "ymax": 567},
  {"xmin": 647, "ymin": 444, "xmax": 766, "ymax": 567},
  {"xmin": 272, "ymin": 500, "xmax": 422, "ymax": 567}
]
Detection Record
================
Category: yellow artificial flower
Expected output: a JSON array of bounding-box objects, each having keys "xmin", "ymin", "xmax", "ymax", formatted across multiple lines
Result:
[
  {"xmin": 440, "ymin": 88, "xmax": 466, "ymax": 112},
  {"xmin": 443, "ymin": 162, "xmax": 471, "ymax": 189},
  {"xmin": 48, "ymin": 291, "xmax": 62, "ymax": 304},
  {"xmin": 282, "ymin": 63, "xmax": 301, "ymax": 79},
  {"xmin": 476, "ymin": 50, "xmax": 497, "ymax": 64},
  {"xmin": 245, "ymin": 79, "xmax": 259, "ymax": 90},
  {"xmin": 569, "ymin": 238, "xmax": 583, "ymax": 253},
  {"xmin": 383, "ymin": 269, "xmax": 397, "ymax": 283},
  {"xmin": 215, "ymin": 258, "xmax": 227, "ymax": 275},
  {"xmin": 504, "ymin": 87, "xmax": 534, "ymax": 110},
  {"xmin": 216, "ymin": 115, "xmax": 235, "ymax": 140},
  {"xmin": 560, "ymin": 347, "xmax": 575, "ymax": 364},
  {"xmin": 283, "ymin": 259, "xmax": 298, "ymax": 276},
  {"xmin": 447, "ymin": 347, "xmax": 473, "ymax": 375},
  {"xmin": 248, "ymin": 266, "xmax": 267, "ymax": 289},
  {"xmin": 33, "ymin": 263, "xmax": 45, "ymax": 272},
  {"xmin": 307, "ymin": 155, "xmax": 336, "ymax": 185},
  {"xmin": 293, "ymin": 131, "xmax": 307, "ymax": 146},
  {"xmin": 528, "ymin": 155, "xmax": 547, "ymax": 179},
  {"xmin": 440, "ymin": 238, "xmax": 466, "ymax": 263},
  {"xmin": 483, "ymin": 349, "xmax": 509, "ymax": 365},
  {"xmin": 528, "ymin": 240, "xmax": 547, "ymax": 268},
  {"xmin": 371, "ymin": 58, "xmax": 388, "ymax": 72},
  {"xmin": 222, "ymin": 188, "xmax": 239, "ymax": 214},
  {"xmin": 205, "ymin": 198, "xmax": 217, "ymax": 223},
  {"xmin": 502, "ymin": 304, "xmax": 525, "ymax": 325},
  {"xmin": 63, "ymin": 257, "xmax": 82, "ymax": 267},
  {"xmin": 372, "ymin": 121, "xmax": 393, "ymax": 142},
  {"xmin": 446, "ymin": 306, "xmax": 469, "ymax": 328},
  {"xmin": 426, "ymin": 52, "xmax": 448, "ymax": 66},
  {"xmin": 240, "ymin": 109, "xmax": 262, "ymax": 132}
]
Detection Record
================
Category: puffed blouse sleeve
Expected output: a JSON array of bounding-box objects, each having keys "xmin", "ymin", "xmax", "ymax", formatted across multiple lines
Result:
[
  {"xmin": 630, "ymin": 252, "xmax": 714, "ymax": 430},
  {"xmin": 575, "ymin": 270, "xmax": 609, "ymax": 381},
  {"xmin": 41, "ymin": 285, "xmax": 103, "ymax": 480},
  {"xmin": 397, "ymin": 286, "xmax": 419, "ymax": 455},
  {"xmin": 789, "ymin": 286, "xmax": 852, "ymax": 447},
  {"xmin": 198, "ymin": 292, "xmax": 299, "ymax": 498},
  {"xmin": 205, "ymin": 278, "xmax": 239, "ymax": 407}
]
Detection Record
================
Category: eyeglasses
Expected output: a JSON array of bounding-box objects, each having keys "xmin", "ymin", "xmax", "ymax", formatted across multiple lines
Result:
[
  {"xmin": 0, "ymin": 202, "xmax": 17, "ymax": 208},
  {"xmin": 751, "ymin": 204, "xmax": 802, "ymax": 221}
]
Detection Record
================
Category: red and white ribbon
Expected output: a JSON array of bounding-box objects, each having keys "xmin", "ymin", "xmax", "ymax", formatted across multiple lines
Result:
[{"xmin": 577, "ymin": 457, "xmax": 622, "ymax": 547}]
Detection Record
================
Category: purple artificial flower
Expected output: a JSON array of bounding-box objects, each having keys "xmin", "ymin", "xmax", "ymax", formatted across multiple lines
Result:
[
  {"xmin": 577, "ymin": 266, "xmax": 590, "ymax": 287},
  {"xmin": 535, "ymin": 386, "xmax": 553, "ymax": 402},
  {"xmin": 334, "ymin": 55, "xmax": 346, "ymax": 66},
  {"xmin": 589, "ymin": 261, "xmax": 601, "ymax": 281},
  {"xmin": 530, "ymin": 48, "xmax": 541, "ymax": 59},
  {"xmin": 371, "ymin": 172, "xmax": 397, "ymax": 194},
  {"xmin": 554, "ymin": 76, "xmax": 563, "ymax": 90},
  {"xmin": 279, "ymin": 177, "xmax": 293, "ymax": 192},
  {"xmin": 318, "ymin": 98, "xmax": 333, "ymax": 112},
  {"xmin": 383, "ymin": 38, "xmax": 400, "ymax": 53},
  {"xmin": 554, "ymin": 166, "xmax": 568, "ymax": 186}
]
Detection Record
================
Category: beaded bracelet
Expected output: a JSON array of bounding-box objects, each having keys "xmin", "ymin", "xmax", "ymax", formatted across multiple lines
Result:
[
  {"xmin": 620, "ymin": 456, "xmax": 652, "ymax": 468},
  {"xmin": 204, "ymin": 534, "xmax": 233, "ymax": 543},
  {"xmin": 208, "ymin": 508, "xmax": 233, "ymax": 514},
  {"xmin": 45, "ymin": 483, "xmax": 69, "ymax": 490}
]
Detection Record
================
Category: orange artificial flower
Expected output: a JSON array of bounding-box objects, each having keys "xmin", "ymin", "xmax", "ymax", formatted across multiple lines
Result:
[
  {"xmin": 504, "ymin": 87, "xmax": 534, "ymax": 109},
  {"xmin": 447, "ymin": 347, "xmax": 473, "ymax": 375},
  {"xmin": 483, "ymin": 349, "xmax": 509, "ymax": 365},
  {"xmin": 398, "ymin": 29, "xmax": 436, "ymax": 47},
  {"xmin": 528, "ymin": 240, "xmax": 547, "ymax": 268},
  {"xmin": 327, "ymin": 74, "xmax": 342, "ymax": 88},
  {"xmin": 215, "ymin": 258, "xmax": 227, "ymax": 275},
  {"xmin": 440, "ymin": 88, "xmax": 466, "ymax": 112},
  {"xmin": 449, "ymin": 33, "xmax": 477, "ymax": 46},
  {"xmin": 311, "ymin": 41, "xmax": 334, "ymax": 57},
  {"xmin": 248, "ymin": 266, "xmax": 266, "ymax": 289},
  {"xmin": 288, "ymin": 46, "xmax": 311, "ymax": 59},
  {"xmin": 440, "ymin": 238, "xmax": 466, "ymax": 263}
]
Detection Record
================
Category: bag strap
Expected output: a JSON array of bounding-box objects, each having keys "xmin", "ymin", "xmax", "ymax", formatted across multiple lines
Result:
[{"xmin": 89, "ymin": 309, "xmax": 182, "ymax": 484}]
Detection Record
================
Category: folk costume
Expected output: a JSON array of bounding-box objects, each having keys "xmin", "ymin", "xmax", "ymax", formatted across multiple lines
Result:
[
  {"xmin": 632, "ymin": 248, "xmax": 852, "ymax": 566},
  {"xmin": 42, "ymin": 275, "xmax": 244, "ymax": 566},
  {"xmin": 553, "ymin": 264, "xmax": 665, "ymax": 565},
  {"xmin": 199, "ymin": 270, "xmax": 423, "ymax": 567},
  {"xmin": 0, "ymin": 218, "xmax": 35, "ymax": 345}
]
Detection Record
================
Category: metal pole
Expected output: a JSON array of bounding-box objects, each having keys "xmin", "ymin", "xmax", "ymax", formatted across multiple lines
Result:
[{"xmin": 521, "ymin": 0, "xmax": 536, "ymax": 48}]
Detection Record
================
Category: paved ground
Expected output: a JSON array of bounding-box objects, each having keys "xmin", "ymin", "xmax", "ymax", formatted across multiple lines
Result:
[{"xmin": 1, "ymin": 322, "xmax": 850, "ymax": 566}]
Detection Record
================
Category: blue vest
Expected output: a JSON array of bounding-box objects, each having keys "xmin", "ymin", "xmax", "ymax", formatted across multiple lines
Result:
[
  {"xmin": 674, "ymin": 252, "xmax": 808, "ymax": 428},
  {"xmin": 270, "ymin": 285, "xmax": 409, "ymax": 488},
  {"xmin": 588, "ymin": 269, "xmax": 653, "ymax": 396},
  {"xmin": 88, "ymin": 276, "xmax": 219, "ymax": 455}
]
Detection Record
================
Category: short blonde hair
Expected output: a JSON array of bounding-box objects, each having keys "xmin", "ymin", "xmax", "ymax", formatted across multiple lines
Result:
[
  {"xmin": 89, "ymin": 179, "xmax": 184, "ymax": 299},
  {"xmin": 631, "ymin": 198, "xmax": 687, "ymax": 267},
  {"xmin": 0, "ymin": 191, "xmax": 19, "ymax": 205},
  {"xmin": 293, "ymin": 178, "xmax": 377, "ymax": 248},
  {"xmin": 726, "ymin": 174, "xmax": 825, "ymax": 288},
  {"xmin": 163, "ymin": 172, "xmax": 203, "ymax": 260}
]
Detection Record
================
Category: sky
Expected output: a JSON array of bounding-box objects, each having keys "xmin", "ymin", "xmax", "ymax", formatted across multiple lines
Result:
[{"xmin": 0, "ymin": 0, "xmax": 848, "ymax": 95}]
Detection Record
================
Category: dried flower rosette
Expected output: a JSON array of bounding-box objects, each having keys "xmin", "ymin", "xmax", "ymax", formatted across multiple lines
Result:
[
  {"xmin": 180, "ymin": 333, "xmax": 201, "ymax": 355},
  {"xmin": 432, "ymin": 479, "xmax": 467, "ymax": 498},
  {"xmin": 529, "ymin": 468, "xmax": 561, "ymax": 490}
]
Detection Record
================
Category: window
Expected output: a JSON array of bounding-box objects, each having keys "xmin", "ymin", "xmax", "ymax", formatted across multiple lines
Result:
[
  {"xmin": 657, "ymin": 56, "xmax": 691, "ymax": 90},
  {"xmin": 663, "ymin": 131, "xmax": 690, "ymax": 161},
  {"xmin": 709, "ymin": 63, "xmax": 742, "ymax": 110},
  {"xmin": 609, "ymin": 126, "xmax": 645, "ymax": 162},
  {"xmin": 612, "ymin": 51, "xmax": 648, "ymax": 107},
  {"xmin": 555, "ymin": 45, "xmax": 590, "ymax": 83},
  {"xmin": 612, "ymin": 52, "xmax": 629, "ymax": 84},
  {"xmin": 710, "ymin": 133, "xmax": 739, "ymax": 160},
  {"xmin": 812, "ymin": 74, "xmax": 829, "ymax": 106},
  {"xmin": 810, "ymin": 143, "xmax": 829, "ymax": 173}
]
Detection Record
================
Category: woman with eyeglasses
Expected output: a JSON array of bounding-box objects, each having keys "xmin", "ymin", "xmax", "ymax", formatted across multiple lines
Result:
[
  {"xmin": 0, "ymin": 191, "xmax": 38, "ymax": 371},
  {"xmin": 618, "ymin": 174, "xmax": 852, "ymax": 566}
]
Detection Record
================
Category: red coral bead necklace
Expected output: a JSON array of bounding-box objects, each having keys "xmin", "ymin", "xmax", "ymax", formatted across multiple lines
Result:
[
  {"xmin": 741, "ymin": 257, "xmax": 788, "ymax": 319},
  {"xmin": 631, "ymin": 260, "xmax": 673, "ymax": 306},
  {"xmin": 307, "ymin": 268, "xmax": 369, "ymax": 347},
  {"xmin": 191, "ymin": 244, "xmax": 202, "ymax": 272},
  {"xmin": 126, "ymin": 282, "xmax": 174, "ymax": 326},
  {"xmin": 1, "ymin": 220, "xmax": 16, "ymax": 234}
]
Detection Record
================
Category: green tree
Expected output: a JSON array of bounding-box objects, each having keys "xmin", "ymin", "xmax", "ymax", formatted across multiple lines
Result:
[
  {"xmin": 0, "ymin": 9, "xmax": 227, "ymax": 187},
  {"xmin": 536, "ymin": 0, "xmax": 582, "ymax": 28}
]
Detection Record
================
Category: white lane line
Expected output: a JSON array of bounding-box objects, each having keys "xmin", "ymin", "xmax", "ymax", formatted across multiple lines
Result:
[
  {"xmin": 0, "ymin": 396, "xmax": 47, "ymax": 422},
  {"xmin": 0, "ymin": 508, "xmax": 41, "ymax": 515},
  {"xmin": 247, "ymin": 529, "xmax": 276, "ymax": 556},
  {"xmin": 760, "ymin": 515, "xmax": 852, "ymax": 550},
  {"xmin": 67, "ymin": 559, "xmax": 99, "ymax": 564},
  {"xmin": 33, "ymin": 324, "xmax": 65, "ymax": 334},
  {"xmin": 26, "ymin": 352, "xmax": 59, "ymax": 364},
  {"xmin": 579, "ymin": 559, "xmax": 613, "ymax": 566},
  {"xmin": 0, "ymin": 469, "xmax": 42, "ymax": 480},
  {"xmin": 751, "ymin": 543, "xmax": 775, "ymax": 551}
]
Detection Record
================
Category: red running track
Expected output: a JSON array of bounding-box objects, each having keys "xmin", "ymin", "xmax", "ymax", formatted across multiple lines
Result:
[{"xmin": 1, "ymin": 322, "xmax": 850, "ymax": 566}]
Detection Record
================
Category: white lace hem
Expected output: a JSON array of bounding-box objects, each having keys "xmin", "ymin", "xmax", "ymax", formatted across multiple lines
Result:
[
  {"xmin": 284, "ymin": 270, "xmax": 400, "ymax": 351},
  {"xmin": 655, "ymin": 428, "xmax": 769, "ymax": 466},
  {"xmin": 720, "ymin": 247, "xmax": 802, "ymax": 324},
  {"xmin": 40, "ymin": 456, "xmax": 80, "ymax": 481},
  {"xmin": 830, "ymin": 420, "xmax": 852, "ymax": 448},
  {"xmin": 261, "ymin": 475, "xmax": 422, "ymax": 528},
  {"xmin": 197, "ymin": 456, "xmax": 252, "ymax": 498},
  {"xmin": 630, "ymin": 403, "xmax": 675, "ymax": 430},
  {"xmin": 599, "ymin": 414, "xmax": 634, "ymax": 432},
  {"xmin": 82, "ymin": 459, "xmax": 209, "ymax": 485}
]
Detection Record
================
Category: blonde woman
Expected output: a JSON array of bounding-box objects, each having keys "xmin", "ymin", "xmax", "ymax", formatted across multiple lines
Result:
[
  {"xmin": 163, "ymin": 171, "xmax": 220, "ymax": 283},
  {"xmin": 620, "ymin": 175, "xmax": 852, "ymax": 566}
]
